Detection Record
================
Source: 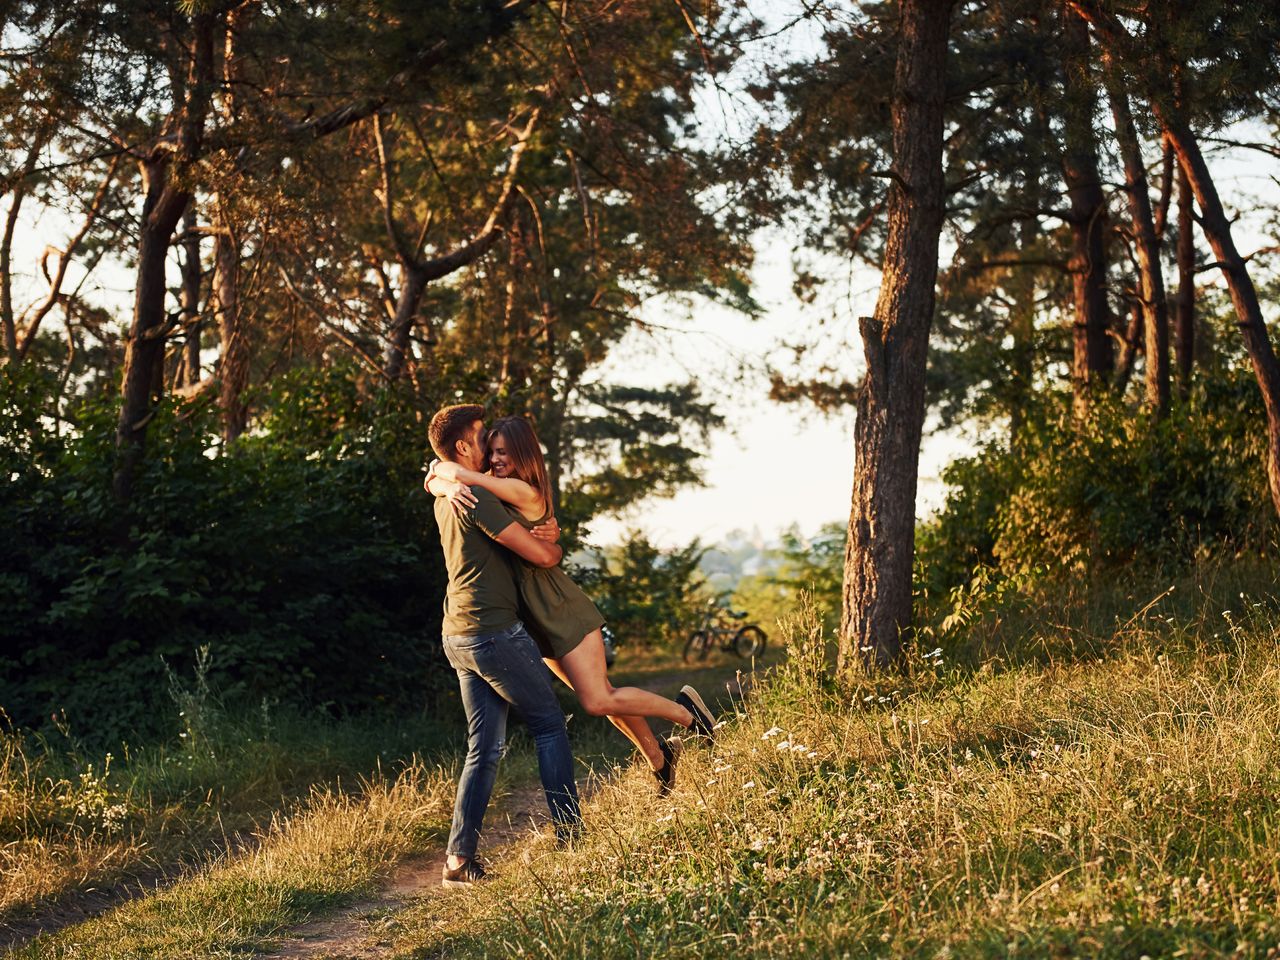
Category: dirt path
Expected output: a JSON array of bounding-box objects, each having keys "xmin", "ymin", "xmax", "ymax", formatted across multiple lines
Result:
[
  {"xmin": 255, "ymin": 657, "xmax": 760, "ymax": 960},
  {"xmin": 256, "ymin": 781, "xmax": 561, "ymax": 960}
]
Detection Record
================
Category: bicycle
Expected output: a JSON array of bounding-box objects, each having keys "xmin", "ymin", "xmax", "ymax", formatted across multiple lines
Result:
[{"xmin": 682, "ymin": 602, "xmax": 768, "ymax": 662}]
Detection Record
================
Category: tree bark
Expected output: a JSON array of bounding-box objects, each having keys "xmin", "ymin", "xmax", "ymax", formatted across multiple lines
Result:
[
  {"xmin": 839, "ymin": 0, "xmax": 954, "ymax": 673},
  {"xmin": 378, "ymin": 107, "xmax": 539, "ymax": 381},
  {"xmin": 1060, "ymin": 11, "xmax": 1112, "ymax": 418},
  {"xmin": 1157, "ymin": 112, "xmax": 1280, "ymax": 513},
  {"xmin": 1, "ymin": 183, "xmax": 26, "ymax": 360},
  {"xmin": 1174, "ymin": 163, "xmax": 1195, "ymax": 397},
  {"xmin": 112, "ymin": 12, "xmax": 215, "ymax": 503},
  {"xmin": 179, "ymin": 206, "xmax": 202, "ymax": 387},
  {"xmin": 382, "ymin": 261, "xmax": 428, "ymax": 381},
  {"xmin": 214, "ymin": 225, "xmax": 248, "ymax": 440},
  {"xmin": 1009, "ymin": 114, "xmax": 1044, "ymax": 441},
  {"xmin": 1114, "ymin": 301, "xmax": 1143, "ymax": 392},
  {"xmin": 1106, "ymin": 73, "xmax": 1169, "ymax": 416},
  {"xmin": 114, "ymin": 160, "xmax": 194, "ymax": 501}
]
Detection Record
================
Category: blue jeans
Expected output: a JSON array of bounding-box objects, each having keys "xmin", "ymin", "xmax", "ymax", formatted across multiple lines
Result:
[{"xmin": 443, "ymin": 620, "xmax": 581, "ymax": 859}]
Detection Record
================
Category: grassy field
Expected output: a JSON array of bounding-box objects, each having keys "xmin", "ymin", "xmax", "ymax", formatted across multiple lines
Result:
[
  {"xmin": 382, "ymin": 561, "xmax": 1280, "ymax": 959},
  {"xmin": 8, "ymin": 561, "xmax": 1280, "ymax": 958},
  {"xmin": 0, "ymin": 652, "xmax": 465, "ymax": 949}
]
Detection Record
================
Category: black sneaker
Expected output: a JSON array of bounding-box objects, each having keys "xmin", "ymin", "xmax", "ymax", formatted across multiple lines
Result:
[
  {"xmin": 654, "ymin": 735, "xmax": 683, "ymax": 797},
  {"xmin": 675, "ymin": 685, "xmax": 716, "ymax": 741},
  {"xmin": 441, "ymin": 857, "xmax": 487, "ymax": 888}
]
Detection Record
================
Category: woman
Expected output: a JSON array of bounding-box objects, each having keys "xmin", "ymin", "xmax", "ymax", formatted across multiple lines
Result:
[{"xmin": 425, "ymin": 416, "xmax": 717, "ymax": 795}]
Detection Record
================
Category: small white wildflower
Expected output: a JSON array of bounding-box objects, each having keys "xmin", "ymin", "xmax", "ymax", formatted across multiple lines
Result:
[
  {"xmin": 762, "ymin": 726, "xmax": 784, "ymax": 740},
  {"xmin": 706, "ymin": 778, "xmax": 718, "ymax": 786},
  {"xmin": 742, "ymin": 780, "xmax": 756, "ymax": 790},
  {"xmin": 790, "ymin": 744, "xmax": 808, "ymax": 753},
  {"xmin": 776, "ymin": 740, "xmax": 791, "ymax": 751},
  {"xmin": 807, "ymin": 751, "xmax": 818, "ymax": 759},
  {"xmin": 713, "ymin": 721, "xmax": 728, "ymax": 730},
  {"xmin": 765, "ymin": 787, "xmax": 778, "ymax": 796}
]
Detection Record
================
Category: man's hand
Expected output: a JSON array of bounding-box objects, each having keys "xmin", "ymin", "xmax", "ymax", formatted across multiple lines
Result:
[{"xmin": 530, "ymin": 516, "xmax": 561, "ymax": 543}]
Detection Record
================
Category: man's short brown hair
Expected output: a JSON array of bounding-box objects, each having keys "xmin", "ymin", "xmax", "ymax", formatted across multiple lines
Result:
[{"xmin": 429, "ymin": 404, "xmax": 485, "ymax": 460}]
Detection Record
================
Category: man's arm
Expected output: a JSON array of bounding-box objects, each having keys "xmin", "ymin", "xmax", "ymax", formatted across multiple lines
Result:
[{"xmin": 493, "ymin": 521, "xmax": 563, "ymax": 568}]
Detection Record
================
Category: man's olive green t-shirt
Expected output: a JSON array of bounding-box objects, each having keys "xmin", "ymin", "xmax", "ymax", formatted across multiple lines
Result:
[{"xmin": 435, "ymin": 486, "xmax": 520, "ymax": 637}]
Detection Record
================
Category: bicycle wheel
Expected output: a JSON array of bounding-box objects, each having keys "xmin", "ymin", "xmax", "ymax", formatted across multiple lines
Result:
[
  {"xmin": 683, "ymin": 631, "xmax": 708, "ymax": 663},
  {"xmin": 733, "ymin": 625, "xmax": 767, "ymax": 659}
]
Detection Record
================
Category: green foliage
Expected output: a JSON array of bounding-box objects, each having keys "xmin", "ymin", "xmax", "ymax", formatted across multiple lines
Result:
[
  {"xmin": 918, "ymin": 367, "xmax": 1273, "ymax": 593},
  {"xmin": 734, "ymin": 522, "xmax": 845, "ymax": 636},
  {"xmin": 0, "ymin": 366, "xmax": 448, "ymax": 743},
  {"xmin": 577, "ymin": 532, "xmax": 709, "ymax": 648}
]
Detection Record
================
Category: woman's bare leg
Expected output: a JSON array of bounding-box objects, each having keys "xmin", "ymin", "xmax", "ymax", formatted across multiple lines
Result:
[
  {"xmin": 544, "ymin": 657, "xmax": 665, "ymax": 770},
  {"xmin": 555, "ymin": 628, "xmax": 697, "ymax": 733}
]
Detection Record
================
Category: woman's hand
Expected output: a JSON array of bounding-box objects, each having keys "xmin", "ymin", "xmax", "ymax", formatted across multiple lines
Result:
[
  {"xmin": 441, "ymin": 479, "xmax": 478, "ymax": 515},
  {"xmin": 530, "ymin": 516, "xmax": 561, "ymax": 543}
]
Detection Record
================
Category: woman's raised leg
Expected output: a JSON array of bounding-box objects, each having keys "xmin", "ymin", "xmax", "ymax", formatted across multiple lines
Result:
[
  {"xmin": 556, "ymin": 629, "xmax": 699, "ymax": 730},
  {"xmin": 544, "ymin": 657, "xmax": 664, "ymax": 771}
]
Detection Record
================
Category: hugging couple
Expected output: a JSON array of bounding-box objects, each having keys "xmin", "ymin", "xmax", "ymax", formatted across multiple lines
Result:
[{"xmin": 424, "ymin": 403, "xmax": 718, "ymax": 888}]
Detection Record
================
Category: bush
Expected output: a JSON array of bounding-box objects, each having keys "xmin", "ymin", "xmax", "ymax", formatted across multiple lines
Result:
[
  {"xmin": 576, "ymin": 532, "xmax": 709, "ymax": 648},
  {"xmin": 918, "ymin": 367, "xmax": 1273, "ymax": 593},
  {"xmin": 0, "ymin": 366, "xmax": 448, "ymax": 743}
]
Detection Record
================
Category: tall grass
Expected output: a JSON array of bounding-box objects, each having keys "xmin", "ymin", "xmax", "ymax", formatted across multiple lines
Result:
[
  {"xmin": 385, "ymin": 560, "xmax": 1280, "ymax": 958},
  {"xmin": 0, "ymin": 663, "xmax": 460, "ymax": 925},
  {"xmin": 7, "ymin": 761, "xmax": 455, "ymax": 960}
]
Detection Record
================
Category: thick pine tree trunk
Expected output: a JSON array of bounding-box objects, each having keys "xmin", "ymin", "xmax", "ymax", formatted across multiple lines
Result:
[
  {"xmin": 839, "ymin": 0, "xmax": 954, "ymax": 673},
  {"xmin": 1157, "ymin": 111, "xmax": 1280, "ymax": 515},
  {"xmin": 1174, "ymin": 164, "xmax": 1195, "ymax": 398},
  {"xmin": 1060, "ymin": 12, "xmax": 1112, "ymax": 418},
  {"xmin": 1107, "ymin": 77, "xmax": 1169, "ymax": 416}
]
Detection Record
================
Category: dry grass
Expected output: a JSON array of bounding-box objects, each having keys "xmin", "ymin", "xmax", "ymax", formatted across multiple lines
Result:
[
  {"xmin": 0, "ymin": 703, "xmax": 460, "ymax": 934},
  {"xmin": 6, "ymin": 760, "xmax": 455, "ymax": 959}
]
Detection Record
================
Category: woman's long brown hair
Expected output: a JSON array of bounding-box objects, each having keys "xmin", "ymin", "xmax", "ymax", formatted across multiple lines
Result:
[{"xmin": 488, "ymin": 416, "xmax": 553, "ymax": 516}]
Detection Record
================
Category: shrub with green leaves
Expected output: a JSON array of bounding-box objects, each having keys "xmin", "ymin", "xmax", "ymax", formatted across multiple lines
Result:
[
  {"xmin": 918, "ymin": 367, "xmax": 1272, "ymax": 591},
  {"xmin": 1, "ymin": 366, "xmax": 448, "ymax": 743}
]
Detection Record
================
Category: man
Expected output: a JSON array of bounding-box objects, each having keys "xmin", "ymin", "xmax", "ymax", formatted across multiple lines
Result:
[{"xmin": 426, "ymin": 403, "xmax": 581, "ymax": 888}]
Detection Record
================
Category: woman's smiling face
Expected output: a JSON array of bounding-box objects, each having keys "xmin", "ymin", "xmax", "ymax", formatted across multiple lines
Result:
[{"xmin": 487, "ymin": 432, "xmax": 512, "ymax": 477}]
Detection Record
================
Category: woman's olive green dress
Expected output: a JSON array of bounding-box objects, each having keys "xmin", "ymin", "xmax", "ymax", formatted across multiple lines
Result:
[{"xmin": 505, "ymin": 503, "xmax": 604, "ymax": 659}]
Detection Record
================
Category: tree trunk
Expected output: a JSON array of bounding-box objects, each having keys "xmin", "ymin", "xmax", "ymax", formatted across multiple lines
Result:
[
  {"xmin": 1060, "ymin": 11, "xmax": 1112, "ymax": 418},
  {"xmin": 1009, "ymin": 121, "xmax": 1043, "ymax": 441},
  {"xmin": 1156, "ymin": 109, "xmax": 1280, "ymax": 515},
  {"xmin": 179, "ymin": 206, "xmax": 202, "ymax": 387},
  {"xmin": 1114, "ymin": 301, "xmax": 1143, "ymax": 392},
  {"xmin": 1106, "ymin": 75, "xmax": 1169, "ymax": 416},
  {"xmin": 1, "ymin": 136, "xmax": 45, "ymax": 360},
  {"xmin": 1174, "ymin": 163, "xmax": 1195, "ymax": 398},
  {"xmin": 112, "ymin": 11, "xmax": 215, "ymax": 502},
  {"xmin": 113, "ymin": 160, "xmax": 192, "ymax": 501},
  {"xmin": 839, "ymin": 0, "xmax": 954, "ymax": 673},
  {"xmin": 382, "ymin": 262, "xmax": 428, "ymax": 381},
  {"xmin": 0, "ymin": 184, "xmax": 25, "ymax": 360},
  {"xmin": 215, "ymin": 226, "xmax": 249, "ymax": 440}
]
